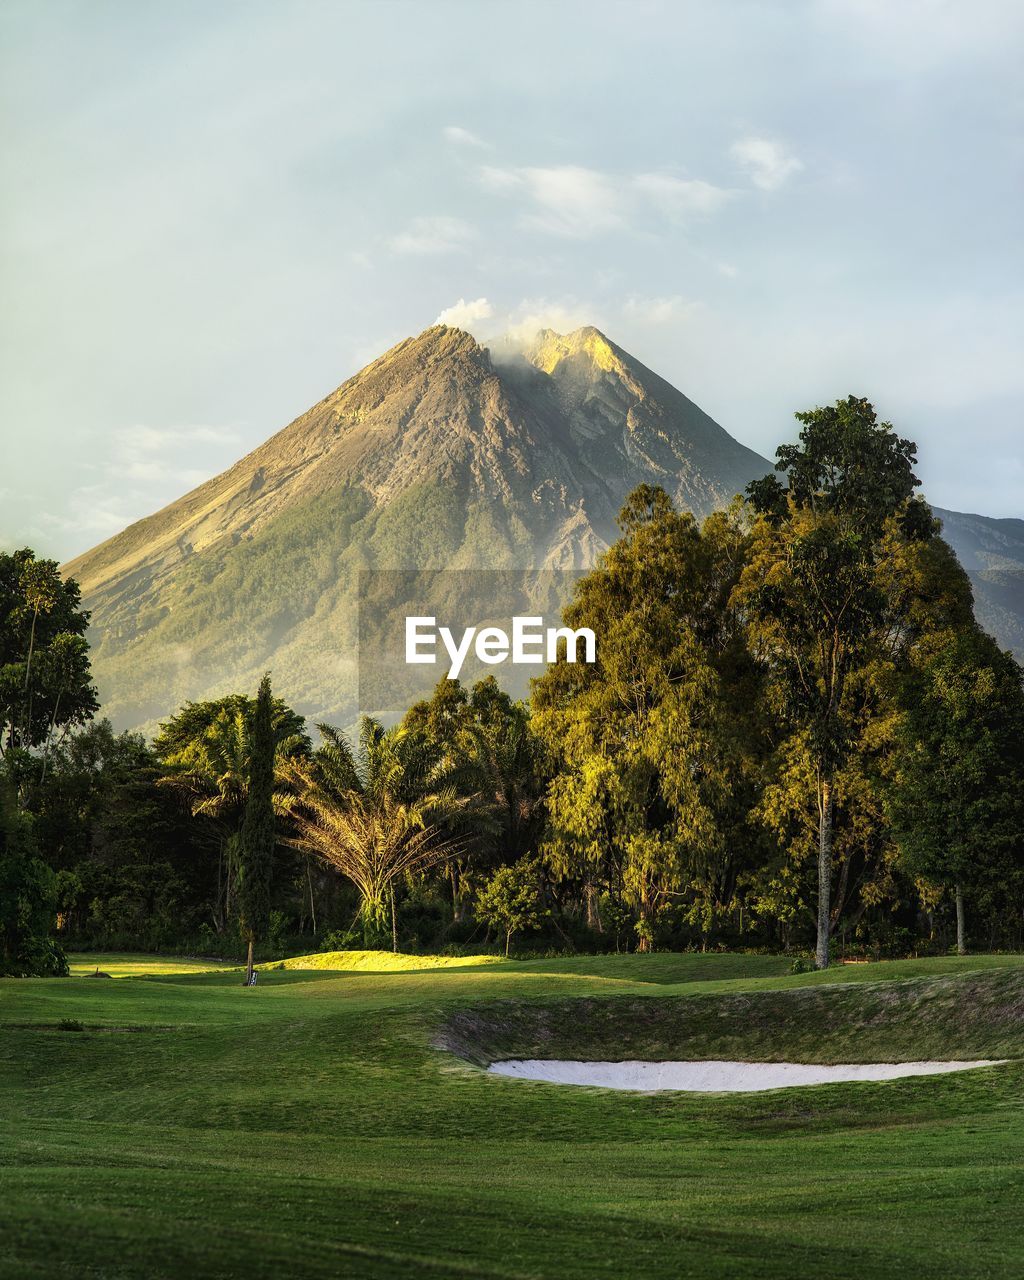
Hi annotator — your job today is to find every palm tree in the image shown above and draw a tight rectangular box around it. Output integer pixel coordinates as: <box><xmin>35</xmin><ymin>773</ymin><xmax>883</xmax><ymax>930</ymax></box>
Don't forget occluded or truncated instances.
<box><xmin>18</xmin><ymin>558</ymin><xmax>59</xmax><ymax>749</ymax></box>
<box><xmin>282</xmin><ymin>718</ymin><xmax>468</xmax><ymax>951</ymax></box>
<box><xmin>158</xmin><ymin>704</ymin><xmax>306</xmax><ymax>931</ymax></box>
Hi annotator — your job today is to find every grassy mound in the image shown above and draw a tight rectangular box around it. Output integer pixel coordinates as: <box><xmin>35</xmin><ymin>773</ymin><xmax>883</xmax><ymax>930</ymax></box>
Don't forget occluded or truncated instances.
<box><xmin>263</xmin><ymin>949</ymin><xmax>506</xmax><ymax>972</ymax></box>
<box><xmin>439</xmin><ymin>965</ymin><xmax>1024</xmax><ymax>1067</ymax></box>
<box><xmin>68</xmin><ymin>953</ymin><xmax>234</xmax><ymax>978</ymax></box>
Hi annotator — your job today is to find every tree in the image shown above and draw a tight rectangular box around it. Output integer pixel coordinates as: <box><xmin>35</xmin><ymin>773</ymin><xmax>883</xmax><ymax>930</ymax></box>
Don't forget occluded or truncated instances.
<box><xmin>743</xmin><ymin>529</ymin><xmax>977</xmax><ymax>958</ymax></box>
<box><xmin>153</xmin><ymin>694</ymin><xmax>308</xmax><ymax>762</ymax></box>
<box><xmin>476</xmin><ymin>859</ymin><xmax>547</xmax><ymax>955</ymax></box>
<box><xmin>739</xmin><ymin>397</ymin><xmax>935</xmax><ymax>968</ymax></box>
<box><xmin>400</xmin><ymin>676</ymin><xmax>546</xmax><ymax>917</ymax></box>
<box><xmin>155</xmin><ymin>694</ymin><xmax>308</xmax><ymax>930</ymax></box>
<box><xmin>282</xmin><ymin>718</ymin><xmax>466</xmax><ymax>950</ymax></box>
<box><xmin>464</xmin><ymin>678</ymin><xmax>546</xmax><ymax>865</ymax></box>
<box><xmin>28</xmin><ymin>720</ymin><xmax>211</xmax><ymax>948</ymax></box>
<box><xmin>19</xmin><ymin>559</ymin><xmax>59</xmax><ymax>748</ymax></box>
<box><xmin>533</xmin><ymin>487</ymin><xmax>762</xmax><ymax>950</ymax></box>
<box><xmin>0</xmin><ymin>550</ymin><xmax>98</xmax><ymax>770</ymax></box>
<box><xmin>0</xmin><ymin>780</ymin><xmax>67</xmax><ymax>976</ymax></box>
<box><xmin>237</xmin><ymin>675</ymin><xmax>277</xmax><ymax>984</ymax></box>
<box><xmin>887</xmin><ymin>627</ymin><xmax>1024</xmax><ymax>954</ymax></box>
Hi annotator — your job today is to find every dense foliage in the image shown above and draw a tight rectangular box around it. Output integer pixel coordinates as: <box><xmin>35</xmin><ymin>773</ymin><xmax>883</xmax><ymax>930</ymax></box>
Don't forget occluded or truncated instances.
<box><xmin>0</xmin><ymin>548</ymin><xmax>98</xmax><ymax>769</ymax></box>
<box><xmin>7</xmin><ymin>398</ymin><xmax>1024</xmax><ymax>969</ymax></box>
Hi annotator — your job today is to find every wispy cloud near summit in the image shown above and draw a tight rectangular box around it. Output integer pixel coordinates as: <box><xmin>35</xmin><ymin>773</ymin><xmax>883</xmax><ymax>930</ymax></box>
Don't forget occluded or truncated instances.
<box><xmin>436</xmin><ymin>297</ymin><xmax>493</xmax><ymax>328</ymax></box>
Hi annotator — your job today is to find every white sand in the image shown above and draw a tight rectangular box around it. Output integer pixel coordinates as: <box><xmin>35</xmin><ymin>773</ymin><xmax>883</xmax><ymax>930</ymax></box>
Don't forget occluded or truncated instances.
<box><xmin>487</xmin><ymin>1058</ymin><xmax>1005</xmax><ymax>1092</ymax></box>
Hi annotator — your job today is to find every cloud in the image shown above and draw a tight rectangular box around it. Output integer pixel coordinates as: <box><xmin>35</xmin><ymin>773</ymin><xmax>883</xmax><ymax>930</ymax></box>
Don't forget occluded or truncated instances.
<box><xmin>730</xmin><ymin>136</ymin><xmax>804</xmax><ymax>191</ymax></box>
<box><xmin>436</xmin><ymin>297</ymin><xmax>494</xmax><ymax>329</ymax></box>
<box><xmin>111</xmin><ymin>425</ymin><xmax>243</xmax><ymax>482</ymax></box>
<box><xmin>472</xmin><ymin>291</ymin><xmax>715</xmax><ymax>352</ymax></box>
<box><xmin>481</xmin><ymin>165</ymin><xmax>624</xmax><ymax>237</ymax></box>
<box><xmin>389</xmin><ymin>215</ymin><xmax>475</xmax><ymax>254</ymax></box>
<box><xmin>36</xmin><ymin>484</ymin><xmax>149</xmax><ymax>542</ymax></box>
<box><xmin>622</xmin><ymin>295</ymin><xmax>702</xmax><ymax>325</ymax></box>
<box><xmin>632</xmin><ymin>173</ymin><xmax>733</xmax><ymax>217</ymax></box>
<box><xmin>442</xmin><ymin>125</ymin><xmax>488</xmax><ymax>148</ymax></box>
<box><xmin>481</xmin><ymin>164</ymin><xmax>732</xmax><ymax>238</ymax></box>
<box><xmin>43</xmin><ymin>424</ymin><xmax>247</xmax><ymax>552</ymax></box>
<box><xmin>495</xmin><ymin>297</ymin><xmax>606</xmax><ymax>345</ymax></box>
<box><xmin>815</xmin><ymin>0</ymin><xmax>1024</xmax><ymax>69</ymax></box>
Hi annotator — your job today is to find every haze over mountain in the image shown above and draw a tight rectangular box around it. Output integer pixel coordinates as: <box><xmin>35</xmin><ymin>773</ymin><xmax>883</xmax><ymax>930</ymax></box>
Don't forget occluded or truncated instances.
<box><xmin>62</xmin><ymin>325</ymin><xmax>1024</xmax><ymax>731</ymax></box>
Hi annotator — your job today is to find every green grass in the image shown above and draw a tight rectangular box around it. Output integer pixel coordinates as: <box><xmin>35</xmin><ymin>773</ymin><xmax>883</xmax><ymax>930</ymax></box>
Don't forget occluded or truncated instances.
<box><xmin>3</xmin><ymin>951</ymin><xmax>1024</xmax><ymax>1279</ymax></box>
<box><xmin>67</xmin><ymin>952</ymin><xmax>236</xmax><ymax>978</ymax></box>
<box><xmin>265</xmin><ymin>949</ymin><xmax>508</xmax><ymax>973</ymax></box>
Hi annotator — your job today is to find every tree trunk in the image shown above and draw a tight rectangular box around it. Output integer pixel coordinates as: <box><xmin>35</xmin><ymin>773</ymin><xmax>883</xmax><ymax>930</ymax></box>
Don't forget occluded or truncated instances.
<box><xmin>38</xmin><ymin>689</ymin><xmax>63</xmax><ymax>785</ymax></box>
<box><xmin>585</xmin><ymin>881</ymin><xmax>601</xmax><ymax>931</ymax></box>
<box><xmin>306</xmin><ymin>863</ymin><xmax>317</xmax><ymax>935</ymax></box>
<box><xmin>245</xmin><ymin>937</ymin><xmax>255</xmax><ymax>986</ymax></box>
<box><xmin>505</xmin><ymin>928</ymin><xmax>511</xmax><ymax>957</ymax></box>
<box><xmin>225</xmin><ymin>840</ymin><xmax>235</xmax><ymax>924</ymax></box>
<box><xmin>22</xmin><ymin>605</ymin><xmax>39</xmax><ymax>746</ymax></box>
<box><xmin>451</xmin><ymin>865</ymin><xmax>466</xmax><ymax>922</ymax></box>
<box><xmin>816</xmin><ymin>777</ymin><xmax>834</xmax><ymax>970</ymax></box>
<box><xmin>391</xmin><ymin>889</ymin><xmax>398</xmax><ymax>954</ymax></box>
<box><xmin>214</xmin><ymin>839</ymin><xmax>225</xmax><ymax>934</ymax></box>
<box><xmin>955</xmin><ymin>884</ymin><xmax>966</xmax><ymax>956</ymax></box>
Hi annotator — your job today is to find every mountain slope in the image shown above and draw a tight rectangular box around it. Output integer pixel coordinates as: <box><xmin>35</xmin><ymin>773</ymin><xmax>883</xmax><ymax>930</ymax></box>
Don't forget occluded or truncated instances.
<box><xmin>61</xmin><ymin>324</ymin><xmax>1023</xmax><ymax>731</ymax></box>
<box><xmin>932</xmin><ymin>508</ymin><xmax>1024</xmax><ymax>655</ymax></box>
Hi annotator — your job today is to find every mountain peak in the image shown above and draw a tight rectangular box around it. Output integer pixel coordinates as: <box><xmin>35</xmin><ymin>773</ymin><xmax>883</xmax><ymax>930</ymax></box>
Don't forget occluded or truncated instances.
<box><xmin>391</xmin><ymin>323</ymin><xmax>490</xmax><ymax>370</ymax></box>
<box><xmin>524</xmin><ymin>325</ymin><xmax>622</xmax><ymax>377</ymax></box>
<box><xmin>416</xmin><ymin>323</ymin><xmax>483</xmax><ymax>352</ymax></box>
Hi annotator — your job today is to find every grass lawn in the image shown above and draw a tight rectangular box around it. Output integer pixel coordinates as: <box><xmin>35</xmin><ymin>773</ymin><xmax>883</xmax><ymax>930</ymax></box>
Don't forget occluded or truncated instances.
<box><xmin>2</xmin><ymin>951</ymin><xmax>1024</xmax><ymax>1279</ymax></box>
<box><xmin>66</xmin><ymin>953</ymin><xmax>237</xmax><ymax>979</ymax></box>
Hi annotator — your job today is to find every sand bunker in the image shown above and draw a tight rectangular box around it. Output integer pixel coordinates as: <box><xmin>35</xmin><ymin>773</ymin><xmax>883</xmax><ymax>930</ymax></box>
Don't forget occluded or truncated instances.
<box><xmin>487</xmin><ymin>1058</ymin><xmax>1005</xmax><ymax>1092</ymax></box>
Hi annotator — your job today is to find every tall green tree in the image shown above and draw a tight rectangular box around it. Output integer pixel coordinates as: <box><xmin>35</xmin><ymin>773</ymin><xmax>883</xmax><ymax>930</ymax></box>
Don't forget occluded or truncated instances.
<box><xmin>0</xmin><ymin>780</ymin><xmax>67</xmax><ymax>976</ymax></box>
<box><xmin>887</xmin><ymin>627</ymin><xmax>1024</xmax><ymax>954</ymax></box>
<box><xmin>534</xmin><ymin>487</ymin><xmax>762</xmax><ymax>950</ymax></box>
<box><xmin>29</xmin><ymin>720</ymin><xmax>212</xmax><ymax>946</ymax></box>
<box><xmin>740</xmin><ymin>396</ymin><xmax>945</xmax><ymax>968</ymax></box>
<box><xmin>0</xmin><ymin>550</ymin><xmax>98</xmax><ymax>770</ymax></box>
<box><xmin>746</xmin><ymin>529</ymin><xmax>977</xmax><ymax>955</ymax></box>
<box><xmin>155</xmin><ymin>694</ymin><xmax>308</xmax><ymax>930</ymax></box>
<box><xmin>237</xmin><ymin>675</ymin><xmax>277</xmax><ymax>984</ymax></box>
<box><xmin>400</xmin><ymin>676</ymin><xmax>546</xmax><ymax>916</ymax></box>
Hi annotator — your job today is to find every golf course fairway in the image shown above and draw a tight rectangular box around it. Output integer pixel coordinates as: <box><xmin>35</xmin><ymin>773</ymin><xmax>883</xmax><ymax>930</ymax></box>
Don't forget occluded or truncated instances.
<box><xmin>3</xmin><ymin>951</ymin><xmax>1024</xmax><ymax>1279</ymax></box>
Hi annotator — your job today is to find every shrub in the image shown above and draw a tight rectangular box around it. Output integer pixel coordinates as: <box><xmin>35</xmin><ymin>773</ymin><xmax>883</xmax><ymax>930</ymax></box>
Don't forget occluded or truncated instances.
<box><xmin>476</xmin><ymin>860</ymin><xmax>548</xmax><ymax>956</ymax></box>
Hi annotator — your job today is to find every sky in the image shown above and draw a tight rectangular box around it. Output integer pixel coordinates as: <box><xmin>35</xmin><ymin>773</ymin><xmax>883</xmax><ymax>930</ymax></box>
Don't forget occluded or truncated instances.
<box><xmin>1</xmin><ymin>0</ymin><xmax>1022</xmax><ymax>562</ymax></box>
